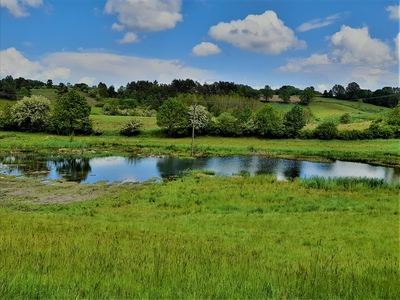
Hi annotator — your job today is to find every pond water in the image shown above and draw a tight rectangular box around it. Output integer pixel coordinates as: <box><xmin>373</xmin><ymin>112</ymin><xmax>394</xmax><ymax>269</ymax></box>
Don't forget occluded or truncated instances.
<box><xmin>1</xmin><ymin>155</ymin><xmax>399</xmax><ymax>184</ymax></box>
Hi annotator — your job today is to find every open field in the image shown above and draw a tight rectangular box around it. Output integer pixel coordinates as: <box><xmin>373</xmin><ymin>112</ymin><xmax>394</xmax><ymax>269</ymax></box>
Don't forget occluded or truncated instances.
<box><xmin>0</xmin><ymin>174</ymin><xmax>398</xmax><ymax>299</ymax></box>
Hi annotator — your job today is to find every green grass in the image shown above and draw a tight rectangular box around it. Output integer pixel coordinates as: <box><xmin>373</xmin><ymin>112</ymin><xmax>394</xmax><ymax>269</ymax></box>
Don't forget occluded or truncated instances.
<box><xmin>0</xmin><ymin>174</ymin><xmax>398</xmax><ymax>299</ymax></box>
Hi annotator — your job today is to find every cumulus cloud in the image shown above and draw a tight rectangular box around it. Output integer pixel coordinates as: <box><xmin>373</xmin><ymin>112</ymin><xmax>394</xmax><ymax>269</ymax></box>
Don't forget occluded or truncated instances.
<box><xmin>279</xmin><ymin>54</ymin><xmax>330</xmax><ymax>72</ymax></box>
<box><xmin>118</xmin><ymin>32</ymin><xmax>140</xmax><ymax>44</ymax></box>
<box><xmin>209</xmin><ymin>10</ymin><xmax>306</xmax><ymax>55</ymax></box>
<box><xmin>330</xmin><ymin>26</ymin><xmax>393</xmax><ymax>66</ymax></box>
<box><xmin>0</xmin><ymin>0</ymin><xmax>42</xmax><ymax>17</ymax></box>
<box><xmin>395</xmin><ymin>33</ymin><xmax>400</xmax><ymax>60</ymax></box>
<box><xmin>192</xmin><ymin>42</ymin><xmax>221</xmax><ymax>56</ymax></box>
<box><xmin>386</xmin><ymin>5</ymin><xmax>399</xmax><ymax>20</ymax></box>
<box><xmin>104</xmin><ymin>0</ymin><xmax>182</xmax><ymax>32</ymax></box>
<box><xmin>111</xmin><ymin>23</ymin><xmax>125</xmax><ymax>32</ymax></box>
<box><xmin>296</xmin><ymin>13</ymin><xmax>346</xmax><ymax>32</ymax></box>
<box><xmin>0</xmin><ymin>47</ymin><xmax>217</xmax><ymax>86</ymax></box>
<box><xmin>0</xmin><ymin>47</ymin><xmax>70</xmax><ymax>80</ymax></box>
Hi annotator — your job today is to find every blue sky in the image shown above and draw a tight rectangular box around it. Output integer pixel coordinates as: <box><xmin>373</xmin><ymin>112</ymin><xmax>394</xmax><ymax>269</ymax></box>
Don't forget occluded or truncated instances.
<box><xmin>1</xmin><ymin>0</ymin><xmax>399</xmax><ymax>91</ymax></box>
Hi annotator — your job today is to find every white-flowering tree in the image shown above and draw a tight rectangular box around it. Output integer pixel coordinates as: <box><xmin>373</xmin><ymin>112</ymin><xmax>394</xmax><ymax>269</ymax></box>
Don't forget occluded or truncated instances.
<box><xmin>10</xmin><ymin>95</ymin><xmax>51</xmax><ymax>132</ymax></box>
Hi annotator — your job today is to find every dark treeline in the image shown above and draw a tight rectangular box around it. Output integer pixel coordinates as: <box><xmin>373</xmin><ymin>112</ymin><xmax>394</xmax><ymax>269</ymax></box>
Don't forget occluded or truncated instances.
<box><xmin>1</xmin><ymin>75</ymin><xmax>399</xmax><ymax>108</ymax></box>
<box><xmin>323</xmin><ymin>82</ymin><xmax>400</xmax><ymax>108</ymax></box>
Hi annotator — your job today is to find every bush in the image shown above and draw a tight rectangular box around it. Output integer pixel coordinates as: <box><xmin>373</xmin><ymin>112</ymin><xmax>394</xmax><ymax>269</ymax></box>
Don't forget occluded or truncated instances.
<box><xmin>365</xmin><ymin>123</ymin><xmax>395</xmax><ymax>139</ymax></box>
<box><xmin>339</xmin><ymin>113</ymin><xmax>351</xmax><ymax>124</ymax></box>
<box><xmin>120</xmin><ymin>119</ymin><xmax>143</xmax><ymax>136</ymax></box>
<box><xmin>314</xmin><ymin>121</ymin><xmax>338</xmax><ymax>140</ymax></box>
<box><xmin>338</xmin><ymin>130</ymin><xmax>364</xmax><ymax>140</ymax></box>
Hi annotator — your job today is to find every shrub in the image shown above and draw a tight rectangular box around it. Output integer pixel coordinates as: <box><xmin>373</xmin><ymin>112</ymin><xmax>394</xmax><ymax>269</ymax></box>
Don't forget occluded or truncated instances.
<box><xmin>314</xmin><ymin>121</ymin><xmax>338</xmax><ymax>140</ymax></box>
<box><xmin>365</xmin><ymin>123</ymin><xmax>395</xmax><ymax>139</ymax></box>
<box><xmin>120</xmin><ymin>119</ymin><xmax>143</xmax><ymax>136</ymax></box>
<box><xmin>339</xmin><ymin>113</ymin><xmax>351</xmax><ymax>124</ymax></box>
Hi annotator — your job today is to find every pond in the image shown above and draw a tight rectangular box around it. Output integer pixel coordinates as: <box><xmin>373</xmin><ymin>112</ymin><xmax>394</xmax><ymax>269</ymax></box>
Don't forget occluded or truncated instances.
<box><xmin>1</xmin><ymin>155</ymin><xmax>399</xmax><ymax>184</ymax></box>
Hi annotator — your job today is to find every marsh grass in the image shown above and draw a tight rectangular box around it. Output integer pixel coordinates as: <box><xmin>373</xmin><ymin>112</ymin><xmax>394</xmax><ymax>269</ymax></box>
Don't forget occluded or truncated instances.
<box><xmin>0</xmin><ymin>175</ymin><xmax>398</xmax><ymax>299</ymax></box>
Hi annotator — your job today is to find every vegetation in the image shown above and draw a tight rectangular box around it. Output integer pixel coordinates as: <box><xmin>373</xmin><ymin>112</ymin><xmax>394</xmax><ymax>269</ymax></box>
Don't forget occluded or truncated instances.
<box><xmin>0</xmin><ymin>174</ymin><xmax>398</xmax><ymax>299</ymax></box>
<box><xmin>119</xmin><ymin>118</ymin><xmax>143</xmax><ymax>136</ymax></box>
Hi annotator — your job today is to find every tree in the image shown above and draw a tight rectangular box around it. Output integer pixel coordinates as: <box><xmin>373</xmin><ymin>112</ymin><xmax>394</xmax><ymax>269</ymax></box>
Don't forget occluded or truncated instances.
<box><xmin>46</xmin><ymin>79</ymin><xmax>53</xmax><ymax>88</ymax></box>
<box><xmin>9</xmin><ymin>95</ymin><xmax>51</xmax><ymax>132</ymax></box>
<box><xmin>56</xmin><ymin>83</ymin><xmax>68</xmax><ymax>97</ymax></box>
<box><xmin>254</xmin><ymin>104</ymin><xmax>283</xmax><ymax>137</ymax></box>
<box><xmin>261</xmin><ymin>85</ymin><xmax>274</xmax><ymax>102</ymax></box>
<box><xmin>299</xmin><ymin>87</ymin><xmax>316</xmax><ymax>105</ymax></box>
<box><xmin>51</xmin><ymin>90</ymin><xmax>92</xmax><ymax>135</ymax></box>
<box><xmin>98</xmin><ymin>82</ymin><xmax>108</xmax><ymax>98</ymax></box>
<box><xmin>157</xmin><ymin>98</ymin><xmax>189</xmax><ymax>136</ymax></box>
<box><xmin>332</xmin><ymin>84</ymin><xmax>346</xmax><ymax>99</ymax></box>
<box><xmin>346</xmin><ymin>82</ymin><xmax>361</xmax><ymax>100</ymax></box>
<box><xmin>188</xmin><ymin>104</ymin><xmax>210</xmax><ymax>135</ymax></box>
<box><xmin>0</xmin><ymin>75</ymin><xmax>17</xmax><ymax>100</ymax></box>
<box><xmin>283</xmin><ymin>105</ymin><xmax>307</xmax><ymax>137</ymax></box>
<box><xmin>278</xmin><ymin>89</ymin><xmax>291</xmax><ymax>103</ymax></box>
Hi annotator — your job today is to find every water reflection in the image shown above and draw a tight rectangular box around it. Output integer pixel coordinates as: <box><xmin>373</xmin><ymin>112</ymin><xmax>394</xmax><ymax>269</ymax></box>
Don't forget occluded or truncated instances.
<box><xmin>0</xmin><ymin>155</ymin><xmax>399</xmax><ymax>184</ymax></box>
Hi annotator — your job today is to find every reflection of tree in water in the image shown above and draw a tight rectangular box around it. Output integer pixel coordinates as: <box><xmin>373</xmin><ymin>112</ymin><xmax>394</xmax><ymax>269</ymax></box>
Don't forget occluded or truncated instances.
<box><xmin>0</xmin><ymin>155</ymin><xmax>51</xmax><ymax>178</ymax></box>
<box><xmin>282</xmin><ymin>160</ymin><xmax>302</xmax><ymax>180</ymax></box>
<box><xmin>53</xmin><ymin>157</ymin><xmax>91</xmax><ymax>182</ymax></box>
<box><xmin>254</xmin><ymin>158</ymin><xmax>278</xmax><ymax>176</ymax></box>
<box><xmin>156</xmin><ymin>157</ymin><xmax>202</xmax><ymax>178</ymax></box>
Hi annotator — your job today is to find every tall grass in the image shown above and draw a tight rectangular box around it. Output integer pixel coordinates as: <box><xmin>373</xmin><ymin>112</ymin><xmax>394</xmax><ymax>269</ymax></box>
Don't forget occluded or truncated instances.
<box><xmin>0</xmin><ymin>174</ymin><xmax>398</xmax><ymax>299</ymax></box>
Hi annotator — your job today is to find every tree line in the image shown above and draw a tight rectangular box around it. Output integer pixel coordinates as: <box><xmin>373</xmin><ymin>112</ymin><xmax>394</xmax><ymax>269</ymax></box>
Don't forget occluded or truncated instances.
<box><xmin>1</xmin><ymin>75</ymin><xmax>399</xmax><ymax>108</ymax></box>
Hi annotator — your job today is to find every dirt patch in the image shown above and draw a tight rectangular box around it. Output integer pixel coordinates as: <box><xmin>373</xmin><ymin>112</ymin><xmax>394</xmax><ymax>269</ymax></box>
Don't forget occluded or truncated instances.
<box><xmin>0</xmin><ymin>176</ymin><xmax>116</xmax><ymax>204</ymax></box>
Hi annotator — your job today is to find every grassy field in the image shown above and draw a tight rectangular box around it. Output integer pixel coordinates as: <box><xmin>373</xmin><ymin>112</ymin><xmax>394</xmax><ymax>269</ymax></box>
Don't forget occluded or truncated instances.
<box><xmin>0</xmin><ymin>92</ymin><xmax>399</xmax><ymax>299</ymax></box>
<box><xmin>0</xmin><ymin>174</ymin><xmax>398</xmax><ymax>299</ymax></box>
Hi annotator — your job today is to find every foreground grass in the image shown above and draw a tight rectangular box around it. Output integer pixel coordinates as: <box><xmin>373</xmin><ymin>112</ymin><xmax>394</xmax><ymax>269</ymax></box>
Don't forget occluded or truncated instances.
<box><xmin>0</xmin><ymin>174</ymin><xmax>398</xmax><ymax>299</ymax></box>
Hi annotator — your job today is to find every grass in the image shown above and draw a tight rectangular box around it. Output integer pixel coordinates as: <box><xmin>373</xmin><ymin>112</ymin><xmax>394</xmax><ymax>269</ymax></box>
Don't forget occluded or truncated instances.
<box><xmin>0</xmin><ymin>174</ymin><xmax>398</xmax><ymax>299</ymax></box>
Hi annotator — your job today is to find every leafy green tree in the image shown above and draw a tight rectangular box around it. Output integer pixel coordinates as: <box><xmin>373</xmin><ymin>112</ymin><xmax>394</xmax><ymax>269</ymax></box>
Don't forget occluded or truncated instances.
<box><xmin>56</xmin><ymin>83</ymin><xmax>68</xmax><ymax>97</ymax></box>
<box><xmin>98</xmin><ymin>82</ymin><xmax>109</xmax><ymax>98</ymax></box>
<box><xmin>254</xmin><ymin>104</ymin><xmax>283</xmax><ymax>137</ymax></box>
<box><xmin>46</xmin><ymin>79</ymin><xmax>53</xmax><ymax>88</ymax></box>
<box><xmin>261</xmin><ymin>85</ymin><xmax>274</xmax><ymax>102</ymax></box>
<box><xmin>332</xmin><ymin>84</ymin><xmax>346</xmax><ymax>99</ymax></box>
<box><xmin>51</xmin><ymin>90</ymin><xmax>92</xmax><ymax>135</ymax></box>
<box><xmin>283</xmin><ymin>105</ymin><xmax>307</xmax><ymax>137</ymax></box>
<box><xmin>278</xmin><ymin>89</ymin><xmax>290</xmax><ymax>103</ymax></box>
<box><xmin>346</xmin><ymin>82</ymin><xmax>361</xmax><ymax>100</ymax></box>
<box><xmin>157</xmin><ymin>98</ymin><xmax>189</xmax><ymax>136</ymax></box>
<box><xmin>17</xmin><ymin>87</ymin><xmax>31</xmax><ymax>98</ymax></box>
<box><xmin>0</xmin><ymin>75</ymin><xmax>17</xmax><ymax>100</ymax></box>
<box><xmin>9</xmin><ymin>95</ymin><xmax>51</xmax><ymax>132</ymax></box>
<box><xmin>299</xmin><ymin>87</ymin><xmax>316</xmax><ymax>105</ymax></box>
<box><xmin>314</xmin><ymin>121</ymin><xmax>338</xmax><ymax>140</ymax></box>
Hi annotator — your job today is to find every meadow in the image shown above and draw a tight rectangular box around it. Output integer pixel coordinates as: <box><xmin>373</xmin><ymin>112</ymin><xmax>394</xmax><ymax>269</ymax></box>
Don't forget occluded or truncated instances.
<box><xmin>0</xmin><ymin>173</ymin><xmax>398</xmax><ymax>299</ymax></box>
<box><xmin>0</xmin><ymin>91</ymin><xmax>399</xmax><ymax>299</ymax></box>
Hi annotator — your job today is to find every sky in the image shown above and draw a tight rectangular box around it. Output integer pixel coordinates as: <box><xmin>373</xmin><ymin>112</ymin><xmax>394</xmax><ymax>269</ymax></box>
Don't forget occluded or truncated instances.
<box><xmin>0</xmin><ymin>0</ymin><xmax>399</xmax><ymax>92</ymax></box>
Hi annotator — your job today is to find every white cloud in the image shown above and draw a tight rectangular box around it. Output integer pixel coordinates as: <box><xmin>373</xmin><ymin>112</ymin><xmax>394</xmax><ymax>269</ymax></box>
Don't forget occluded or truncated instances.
<box><xmin>395</xmin><ymin>33</ymin><xmax>400</xmax><ymax>60</ymax></box>
<box><xmin>118</xmin><ymin>32</ymin><xmax>140</xmax><ymax>44</ymax></box>
<box><xmin>386</xmin><ymin>5</ymin><xmax>399</xmax><ymax>20</ymax></box>
<box><xmin>296</xmin><ymin>13</ymin><xmax>343</xmax><ymax>32</ymax></box>
<box><xmin>330</xmin><ymin>26</ymin><xmax>393</xmax><ymax>66</ymax></box>
<box><xmin>111</xmin><ymin>23</ymin><xmax>125</xmax><ymax>32</ymax></box>
<box><xmin>192</xmin><ymin>42</ymin><xmax>221</xmax><ymax>56</ymax></box>
<box><xmin>317</xmin><ymin>84</ymin><xmax>328</xmax><ymax>92</ymax></box>
<box><xmin>0</xmin><ymin>47</ymin><xmax>70</xmax><ymax>80</ymax></box>
<box><xmin>279</xmin><ymin>54</ymin><xmax>330</xmax><ymax>72</ymax></box>
<box><xmin>0</xmin><ymin>0</ymin><xmax>42</xmax><ymax>17</ymax></box>
<box><xmin>104</xmin><ymin>0</ymin><xmax>182</xmax><ymax>32</ymax></box>
<box><xmin>1</xmin><ymin>47</ymin><xmax>217</xmax><ymax>86</ymax></box>
<box><xmin>209</xmin><ymin>10</ymin><xmax>306</xmax><ymax>55</ymax></box>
